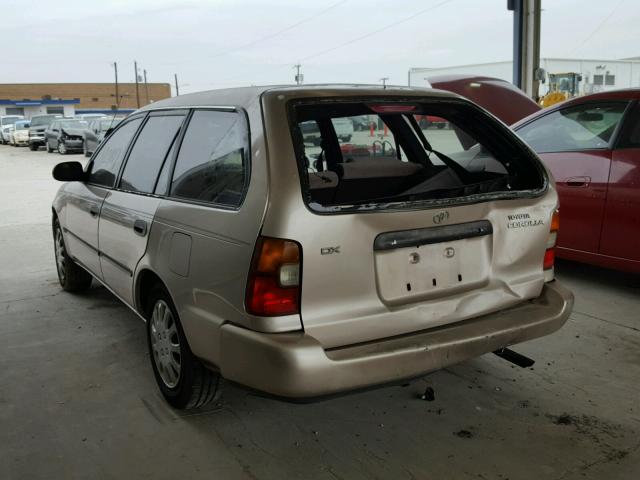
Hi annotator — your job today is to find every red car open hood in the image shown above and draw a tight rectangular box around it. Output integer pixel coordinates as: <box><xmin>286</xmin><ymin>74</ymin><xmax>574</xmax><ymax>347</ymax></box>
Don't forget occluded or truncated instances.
<box><xmin>427</xmin><ymin>74</ymin><xmax>541</xmax><ymax>126</ymax></box>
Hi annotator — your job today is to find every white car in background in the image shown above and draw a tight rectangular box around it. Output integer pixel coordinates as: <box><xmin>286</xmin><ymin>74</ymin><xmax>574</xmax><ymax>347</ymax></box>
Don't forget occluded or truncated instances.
<box><xmin>1</xmin><ymin>115</ymin><xmax>24</xmax><ymax>144</ymax></box>
<box><xmin>9</xmin><ymin>120</ymin><xmax>31</xmax><ymax>146</ymax></box>
<box><xmin>1</xmin><ymin>125</ymin><xmax>14</xmax><ymax>144</ymax></box>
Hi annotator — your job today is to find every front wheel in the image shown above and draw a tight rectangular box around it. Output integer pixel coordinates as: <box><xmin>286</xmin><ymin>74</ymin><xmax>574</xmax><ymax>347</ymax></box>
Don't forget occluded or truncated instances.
<box><xmin>29</xmin><ymin>143</ymin><xmax>38</xmax><ymax>151</ymax></box>
<box><xmin>146</xmin><ymin>286</ymin><xmax>221</xmax><ymax>409</ymax></box>
<box><xmin>58</xmin><ymin>141</ymin><xmax>67</xmax><ymax>155</ymax></box>
<box><xmin>46</xmin><ymin>141</ymin><xmax>53</xmax><ymax>153</ymax></box>
<box><xmin>53</xmin><ymin>220</ymin><xmax>93</xmax><ymax>292</ymax></box>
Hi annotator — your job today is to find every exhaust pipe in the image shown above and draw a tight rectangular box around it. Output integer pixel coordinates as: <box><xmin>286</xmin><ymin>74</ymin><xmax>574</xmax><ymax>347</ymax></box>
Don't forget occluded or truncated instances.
<box><xmin>493</xmin><ymin>348</ymin><xmax>535</xmax><ymax>368</ymax></box>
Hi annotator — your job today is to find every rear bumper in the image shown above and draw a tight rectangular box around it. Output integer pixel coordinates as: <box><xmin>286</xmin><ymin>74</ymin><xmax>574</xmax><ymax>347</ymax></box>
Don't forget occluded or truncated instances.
<box><xmin>219</xmin><ymin>281</ymin><xmax>574</xmax><ymax>398</ymax></box>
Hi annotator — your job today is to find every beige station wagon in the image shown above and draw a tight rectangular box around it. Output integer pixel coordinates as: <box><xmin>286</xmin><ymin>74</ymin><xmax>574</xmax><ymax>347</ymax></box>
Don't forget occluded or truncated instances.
<box><xmin>51</xmin><ymin>85</ymin><xmax>574</xmax><ymax>409</ymax></box>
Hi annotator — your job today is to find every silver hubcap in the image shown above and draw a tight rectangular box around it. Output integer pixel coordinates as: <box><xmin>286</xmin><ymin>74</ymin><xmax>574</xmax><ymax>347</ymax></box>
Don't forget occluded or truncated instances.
<box><xmin>59</xmin><ymin>142</ymin><xmax>66</xmax><ymax>154</ymax></box>
<box><xmin>54</xmin><ymin>228</ymin><xmax>66</xmax><ymax>283</ymax></box>
<box><xmin>150</xmin><ymin>300</ymin><xmax>181</xmax><ymax>388</ymax></box>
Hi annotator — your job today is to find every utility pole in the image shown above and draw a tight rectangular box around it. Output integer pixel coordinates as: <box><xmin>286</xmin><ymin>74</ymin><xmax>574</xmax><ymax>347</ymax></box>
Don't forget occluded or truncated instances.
<box><xmin>174</xmin><ymin>74</ymin><xmax>180</xmax><ymax>96</ymax></box>
<box><xmin>508</xmin><ymin>0</ymin><xmax>541</xmax><ymax>99</ymax></box>
<box><xmin>143</xmin><ymin>69</ymin><xmax>149</xmax><ymax>105</ymax></box>
<box><xmin>113</xmin><ymin>62</ymin><xmax>119</xmax><ymax>108</ymax></box>
<box><xmin>134</xmin><ymin>61</ymin><xmax>141</xmax><ymax>108</ymax></box>
<box><xmin>380</xmin><ymin>77</ymin><xmax>389</xmax><ymax>88</ymax></box>
<box><xmin>294</xmin><ymin>64</ymin><xmax>303</xmax><ymax>85</ymax></box>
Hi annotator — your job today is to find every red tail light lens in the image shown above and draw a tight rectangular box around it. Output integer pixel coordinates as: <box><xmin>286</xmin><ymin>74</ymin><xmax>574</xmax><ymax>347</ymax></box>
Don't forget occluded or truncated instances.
<box><xmin>246</xmin><ymin>237</ymin><xmax>301</xmax><ymax>316</ymax></box>
<box><xmin>543</xmin><ymin>248</ymin><xmax>556</xmax><ymax>270</ymax></box>
<box><xmin>544</xmin><ymin>210</ymin><xmax>559</xmax><ymax>280</ymax></box>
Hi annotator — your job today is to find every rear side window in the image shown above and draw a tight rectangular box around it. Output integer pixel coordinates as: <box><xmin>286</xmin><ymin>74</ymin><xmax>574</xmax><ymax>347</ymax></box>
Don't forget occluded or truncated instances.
<box><xmin>517</xmin><ymin>102</ymin><xmax>627</xmax><ymax>153</ymax></box>
<box><xmin>88</xmin><ymin>117</ymin><xmax>143</xmax><ymax>188</ymax></box>
<box><xmin>290</xmin><ymin>99</ymin><xmax>544</xmax><ymax>213</ymax></box>
<box><xmin>119</xmin><ymin>114</ymin><xmax>185</xmax><ymax>194</ymax></box>
<box><xmin>170</xmin><ymin>110</ymin><xmax>248</xmax><ymax>207</ymax></box>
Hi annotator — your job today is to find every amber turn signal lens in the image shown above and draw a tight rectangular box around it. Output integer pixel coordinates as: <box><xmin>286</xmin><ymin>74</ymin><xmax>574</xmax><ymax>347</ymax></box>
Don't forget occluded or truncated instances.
<box><xmin>550</xmin><ymin>210</ymin><xmax>560</xmax><ymax>232</ymax></box>
<box><xmin>246</xmin><ymin>237</ymin><xmax>302</xmax><ymax>316</ymax></box>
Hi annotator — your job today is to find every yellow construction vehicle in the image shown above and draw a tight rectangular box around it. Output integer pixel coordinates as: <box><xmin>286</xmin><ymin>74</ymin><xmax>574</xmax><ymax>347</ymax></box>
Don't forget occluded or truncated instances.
<box><xmin>539</xmin><ymin>72</ymin><xmax>582</xmax><ymax>108</ymax></box>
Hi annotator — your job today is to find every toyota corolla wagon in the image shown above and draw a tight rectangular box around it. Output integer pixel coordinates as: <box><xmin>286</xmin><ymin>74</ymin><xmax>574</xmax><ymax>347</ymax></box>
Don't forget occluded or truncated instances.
<box><xmin>51</xmin><ymin>85</ymin><xmax>573</xmax><ymax>409</ymax></box>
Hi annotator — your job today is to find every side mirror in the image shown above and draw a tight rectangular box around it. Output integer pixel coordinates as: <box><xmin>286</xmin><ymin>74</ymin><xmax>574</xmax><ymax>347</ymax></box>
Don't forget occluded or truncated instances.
<box><xmin>53</xmin><ymin>161</ymin><xmax>86</xmax><ymax>182</ymax></box>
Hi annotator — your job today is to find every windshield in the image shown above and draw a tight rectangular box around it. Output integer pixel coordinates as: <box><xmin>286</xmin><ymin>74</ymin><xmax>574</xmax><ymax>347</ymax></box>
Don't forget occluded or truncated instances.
<box><xmin>2</xmin><ymin>116</ymin><xmax>22</xmax><ymax>126</ymax></box>
<box><xmin>15</xmin><ymin>122</ymin><xmax>30</xmax><ymax>130</ymax></box>
<box><xmin>290</xmin><ymin>99</ymin><xmax>544</xmax><ymax>212</ymax></box>
<box><xmin>60</xmin><ymin>120</ymin><xmax>88</xmax><ymax>129</ymax></box>
<box><xmin>31</xmin><ymin>116</ymin><xmax>58</xmax><ymax>127</ymax></box>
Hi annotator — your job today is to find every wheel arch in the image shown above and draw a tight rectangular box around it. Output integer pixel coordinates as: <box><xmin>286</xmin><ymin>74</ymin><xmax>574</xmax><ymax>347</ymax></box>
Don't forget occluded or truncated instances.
<box><xmin>135</xmin><ymin>267</ymin><xmax>172</xmax><ymax>318</ymax></box>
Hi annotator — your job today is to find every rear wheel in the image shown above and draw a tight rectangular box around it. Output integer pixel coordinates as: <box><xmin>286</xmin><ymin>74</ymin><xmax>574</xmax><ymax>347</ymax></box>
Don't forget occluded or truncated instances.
<box><xmin>146</xmin><ymin>286</ymin><xmax>221</xmax><ymax>409</ymax></box>
<box><xmin>53</xmin><ymin>220</ymin><xmax>93</xmax><ymax>292</ymax></box>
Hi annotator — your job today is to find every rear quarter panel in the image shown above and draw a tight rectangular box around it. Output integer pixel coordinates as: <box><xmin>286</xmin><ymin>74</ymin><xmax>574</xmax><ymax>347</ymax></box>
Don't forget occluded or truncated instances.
<box><xmin>134</xmin><ymin>98</ymin><xmax>274</xmax><ymax>367</ymax></box>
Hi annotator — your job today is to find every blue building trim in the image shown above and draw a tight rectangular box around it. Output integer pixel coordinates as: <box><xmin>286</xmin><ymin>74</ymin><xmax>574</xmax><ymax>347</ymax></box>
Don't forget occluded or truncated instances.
<box><xmin>0</xmin><ymin>98</ymin><xmax>80</xmax><ymax>106</ymax></box>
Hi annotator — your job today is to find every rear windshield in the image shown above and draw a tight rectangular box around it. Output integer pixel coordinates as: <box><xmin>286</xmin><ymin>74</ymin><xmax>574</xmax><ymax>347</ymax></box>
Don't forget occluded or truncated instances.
<box><xmin>31</xmin><ymin>116</ymin><xmax>57</xmax><ymax>127</ymax></box>
<box><xmin>60</xmin><ymin>120</ymin><xmax>88</xmax><ymax>129</ymax></box>
<box><xmin>289</xmin><ymin>98</ymin><xmax>545</xmax><ymax>213</ymax></box>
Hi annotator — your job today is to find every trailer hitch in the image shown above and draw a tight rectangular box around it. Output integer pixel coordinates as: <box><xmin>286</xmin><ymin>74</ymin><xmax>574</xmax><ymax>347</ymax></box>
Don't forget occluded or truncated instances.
<box><xmin>493</xmin><ymin>348</ymin><xmax>535</xmax><ymax>368</ymax></box>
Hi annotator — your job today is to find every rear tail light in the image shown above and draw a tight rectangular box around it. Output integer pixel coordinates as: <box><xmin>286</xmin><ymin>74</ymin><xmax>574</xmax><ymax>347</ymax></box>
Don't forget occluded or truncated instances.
<box><xmin>544</xmin><ymin>209</ymin><xmax>560</xmax><ymax>281</ymax></box>
<box><xmin>246</xmin><ymin>236</ymin><xmax>301</xmax><ymax>316</ymax></box>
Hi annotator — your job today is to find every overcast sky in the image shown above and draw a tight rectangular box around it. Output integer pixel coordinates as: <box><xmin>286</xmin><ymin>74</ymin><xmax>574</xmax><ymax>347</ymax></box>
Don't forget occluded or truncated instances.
<box><xmin>2</xmin><ymin>0</ymin><xmax>638</xmax><ymax>94</ymax></box>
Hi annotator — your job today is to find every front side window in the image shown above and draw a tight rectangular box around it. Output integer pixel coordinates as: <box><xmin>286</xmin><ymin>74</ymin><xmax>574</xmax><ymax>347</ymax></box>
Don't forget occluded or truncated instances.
<box><xmin>170</xmin><ymin>110</ymin><xmax>248</xmax><ymax>207</ymax></box>
<box><xmin>119</xmin><ymin>114</ymin><xmax>185</xmax><ymax>194</ymax></box>
<box><xmin>290</xmin><ymin>99</ymin><xmax>543</xmax><ymax>212</ymax></box>
<box><xmin>88</xmin><ymin>117</ymin><xmax>143</xmax><ymax>188</ymax></box>
<box><xmin>517</xmin><ymin>102</ymin><xmax>627</xmax><ymax>153</ymax></box>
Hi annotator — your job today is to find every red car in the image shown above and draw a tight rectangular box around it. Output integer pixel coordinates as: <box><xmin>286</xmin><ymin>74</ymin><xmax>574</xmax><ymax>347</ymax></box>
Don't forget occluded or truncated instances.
<box><xmin>512</xmin><ymin>90</ymin><xmax>640</xmax><ymax>273</ymax></box>
<box><xmin>430</xmin><ymin>76</ymin><xmax>640</xmax><ymax>273</ymax></box>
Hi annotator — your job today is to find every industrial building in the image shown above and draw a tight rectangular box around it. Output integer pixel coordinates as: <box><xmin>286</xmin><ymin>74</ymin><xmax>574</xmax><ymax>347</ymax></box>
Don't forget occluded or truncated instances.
<box><xmin>0</xmin><ymin>82</ymin><xmax>171</xmax><ymax>118</ymax></box>
<box><xmin>409</xmin><ymin>57</ymin><xmax>640</xmax><ymax>97</ymax></box>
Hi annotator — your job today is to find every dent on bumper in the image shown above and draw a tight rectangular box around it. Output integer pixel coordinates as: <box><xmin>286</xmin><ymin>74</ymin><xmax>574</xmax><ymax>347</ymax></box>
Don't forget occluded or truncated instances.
<box><xmin>219</xmin><ymin>281</ymin><xmax>574</xmax><ymax>398</ymax></box>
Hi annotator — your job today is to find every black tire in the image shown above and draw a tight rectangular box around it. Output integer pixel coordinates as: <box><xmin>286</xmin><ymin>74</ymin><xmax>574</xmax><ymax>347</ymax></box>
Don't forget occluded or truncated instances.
<box><xmin>146</xmin><ymin>285</ymin><xmax>221</xmax><ymax>409</ymax></box>
<box><xmin>58</xmin><ymin>141</ymin><xmax>67</xmax><ymax>155</ymax></box>
<box><xmin>53</xmin><ymin>220</ymin><xmax>93</xmax><ymax>292</ymax></box>
<box><xmin>46</xmin><ymin>141</ymin><xmax>53</xmax><ymax>153</ymax></box>
<box><xmin>29</xmin><ymin>143</ymin><xmax>38</xmax><ymax>151</ymax></box>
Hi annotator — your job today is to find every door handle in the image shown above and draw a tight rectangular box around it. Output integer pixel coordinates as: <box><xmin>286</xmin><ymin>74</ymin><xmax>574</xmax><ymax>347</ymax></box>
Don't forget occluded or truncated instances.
<box><xmin>565</xmin><ymin>176</ymin><xmax>591</xmax><ymax>187</ymax></box>
<box><xmin>89</xmin><ymin>205</ymin><xmax>99</xmax><ymax>217</ymax></box>
<box><xmin>133</xmin><ymin>219</ymin><xmax>148</xmax><ymax>236</ymax></box>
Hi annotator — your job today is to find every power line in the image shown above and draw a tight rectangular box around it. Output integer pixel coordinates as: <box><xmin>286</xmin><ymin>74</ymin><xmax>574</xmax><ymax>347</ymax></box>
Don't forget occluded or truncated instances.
<box><xmin>200</xmin><ymin>0</ymin><xmax>456</xmax><ymax>87</ymax></box>
<box><xmin>300</xmin><ymin>0</ymin><xmax>455</xmax><ymax>62</ymax></box>
<box><xmin>566</xmin><ymin>0</ymin><xmax>625</xmax><ymax>55</ymax></box>
<box><xmin>158</xmin><ymin>0</ymin><xmax>348</xmax><ymax>66</ymax></box>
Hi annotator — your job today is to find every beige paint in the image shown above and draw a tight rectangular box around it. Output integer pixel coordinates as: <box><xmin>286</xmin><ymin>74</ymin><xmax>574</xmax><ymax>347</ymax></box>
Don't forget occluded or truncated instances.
<box><xmin>53</xmin><ymin>85</ymin><xmax>573</xmax><ymax>398</ymax></box>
